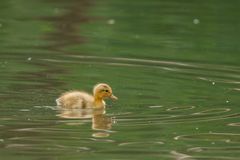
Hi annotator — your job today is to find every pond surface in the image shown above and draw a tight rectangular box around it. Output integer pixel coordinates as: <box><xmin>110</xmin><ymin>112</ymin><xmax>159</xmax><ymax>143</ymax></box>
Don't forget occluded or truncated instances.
<box><xmin>0</xmin><ymin>0</ymin><xmax>240</xmax><ymax>159</ymax></box>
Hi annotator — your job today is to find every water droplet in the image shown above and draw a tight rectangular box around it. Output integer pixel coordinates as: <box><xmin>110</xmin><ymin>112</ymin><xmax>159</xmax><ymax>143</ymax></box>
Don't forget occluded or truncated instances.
<box><xmin>27</xmin><ymin>57</ymin><xmax>32</xmax><ymax>61</ymax></box>
<box><xmin>193</xmin><ymin>18</ymin><xmax>200</xmax><ymax>24</ymax></box>
<box><xmin>174</xmin><ymin>136</ymin><xmax>179</xmax><ymax>140</ymax></box>
<box><xmin>226</xmin><ymin>100</ymin><xmax>229</xmax><ymax>103</ymax></box>
<box><xmin>107</xmin><ymin>19</ymin><xmax>115</xmax><ymax>25</ymax></box>
<box><xmin>212</xmin><ymin>82</ymin><xmax>215</xmax><ymax>85</ymax></box>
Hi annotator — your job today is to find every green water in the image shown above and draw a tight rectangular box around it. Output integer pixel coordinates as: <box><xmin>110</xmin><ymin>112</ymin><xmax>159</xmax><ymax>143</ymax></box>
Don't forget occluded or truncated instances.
<box><xmin>0</xmin><ymin>0</ymin><xmax>240</xmax><ymax>159</ymax></box>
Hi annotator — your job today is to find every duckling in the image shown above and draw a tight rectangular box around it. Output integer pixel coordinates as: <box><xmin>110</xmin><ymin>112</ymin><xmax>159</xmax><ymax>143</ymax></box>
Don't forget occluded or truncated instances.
<box><xmin>56</xmin><ymin>83</ymin><xmax>118</xmax><ymax>109</ymax></box>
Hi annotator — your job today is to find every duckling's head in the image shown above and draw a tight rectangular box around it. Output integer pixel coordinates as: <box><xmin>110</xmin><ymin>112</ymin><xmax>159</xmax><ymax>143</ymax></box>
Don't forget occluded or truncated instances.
<box><xmin>93</xmin><ymin>83</ymin><xmax>118</xmax><ymax>100</ymax></box>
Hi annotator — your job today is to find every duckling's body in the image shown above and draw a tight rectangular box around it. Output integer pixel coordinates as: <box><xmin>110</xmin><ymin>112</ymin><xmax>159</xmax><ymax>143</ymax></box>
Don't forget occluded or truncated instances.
<box><xmin>56</xmin><ymin>83</ymin><xmax>117</xmax><ymax>109</ymax></box>
<box><xmin>56</xmin><ymin>91</ymin><xmax>95</xmax><ymax>109</ymax></box>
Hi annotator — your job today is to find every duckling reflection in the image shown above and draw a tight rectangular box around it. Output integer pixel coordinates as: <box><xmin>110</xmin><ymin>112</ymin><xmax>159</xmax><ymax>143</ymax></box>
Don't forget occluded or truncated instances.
<box><xmin>57</xmin><ymin>108</ymin><xmax>113</xmax><ymax>137</ymax></box>
<box><xmin>91</xmin><ymin>109</ymin><xmax>112</xmax><ymax>131</ymax></box>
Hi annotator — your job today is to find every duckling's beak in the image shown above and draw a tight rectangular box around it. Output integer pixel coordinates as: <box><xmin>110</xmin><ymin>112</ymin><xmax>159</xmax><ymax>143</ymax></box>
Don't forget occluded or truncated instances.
<box><xmin>110</xmin><ymin>94</ymin><xmax>118</xmax><ymax>100</ymax></box>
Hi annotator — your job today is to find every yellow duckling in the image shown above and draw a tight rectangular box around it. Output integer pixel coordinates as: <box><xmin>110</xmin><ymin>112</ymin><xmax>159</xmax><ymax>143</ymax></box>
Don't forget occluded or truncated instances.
<box><xmin>56</xmin><ymin>83</ymin><xmax>118</xmax><ymax>109</ymax></box>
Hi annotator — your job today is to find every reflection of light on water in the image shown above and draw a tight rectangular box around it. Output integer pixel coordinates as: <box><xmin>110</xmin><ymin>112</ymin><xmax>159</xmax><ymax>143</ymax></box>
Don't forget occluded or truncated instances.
<box><xmin>58</xmin><ymin>55</ymin><xmax>193</xmax><ymax>67</ymax></box>
<box><xmin>197</xmin><ymin>77</ymin><xmax>240</xmax><ymax>85</ymax></box>
<box><xmin>118</xmin><ymin>141</ymin><xmax>164</xmax><ymax>146</ymax></box>
<box><xmin>63</xmin><ymin>122</ymin><xmax>85</xmax><ymax>126</ymax></box>
<box><xmin>192</xmin><ymin>108</ymin><xmax>231</xmax><ymax>115</ymax></box>
<box><xmin>174</xmin><ymin>132</ymin><xmax>240</xmax><ymax>144</ymax></box>
<box><xmin>148</xmin><ymin>105</ymin><xmax>163</xmax><ymax>108</ymax></box>
<box><xmin>47</xmin><ymin>54</ymin><xmax>240</xmax><ymax>76</ymax></box>
<box><xmin>89</xmin><ymin>138</ymin><xmax>115</xmax><ymax>143</ymax></box>
<box><xmin>193</xmin><ymin>18</ymin><xmax>200</xmax><ymax>24</ymax></box>
<box><xmin>167</xmin><ymin>106</ymin><xmax>195</xmax><ymax>111</ymax></box>
<box><xmin>188</xmin><ymin>147</ymin><xmax>203</xmax><ymax>152</ymax></box>
<box><xmin>233</xmin><ymin>88</ymin><xmax>240</xmax><ymax>91</ymax></box>
<box><xmin>115</xmin><ymin>105</ymin><xmax>236</xmax><ymax>127</ymax></box>
<box><xmin>5</xmin><ymin>144</ymin><xmax>35</xmax><ymax>149</ymax></box>
<box><xmin>107</xmin><ymin>19</ymin><xmax>115</xmax><ymax>25</ymax></box>
<box><xmin>19</xmin><ymin>109</ymin><xmax>30</xmax><ymax>112</ymax></box>
<box><xmin>34</xmin><ymin>105</ymin><xmax>59</xmax><ymax>110</ymax></box>
<box><xmin>41</xmin><ymin>55</ymin><xmax>240</xmax><ymax>86</ymax></box>
<box><xmin>170</xmin><ymin>150</ymin><xmax>192</xmax><ymax>160</ymax></box>
<box><xmin>92</xmin><ymin>132</ymin><xmax>110</xmax><ymax>138</ymax></box>
<box><xmin>188</xmin><ymin>146</ymin><xmax>240</xmax><ymax>154</ymax></box>
<box><xmin>41</xmin><ymin>55</ymin><xmax>192</xmax><ymax>66</ymax></box>
<box><xmin>228</xmin><ymin>122</ymin><xmax>240</xmax><ymax>127</ymax></box>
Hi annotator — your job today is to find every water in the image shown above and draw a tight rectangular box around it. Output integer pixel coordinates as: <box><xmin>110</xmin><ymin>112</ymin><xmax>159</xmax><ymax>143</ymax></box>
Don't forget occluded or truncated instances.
<box><xmin>0</xmin><ymin>0</ymin><xmax>240</xmax><ymax>159</ymax></box>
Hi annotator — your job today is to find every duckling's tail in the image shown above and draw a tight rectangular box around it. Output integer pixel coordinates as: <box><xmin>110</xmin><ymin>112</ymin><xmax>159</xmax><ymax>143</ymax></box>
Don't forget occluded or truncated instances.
<box><xmin>56</xmin><ymin>98</ymin><xmax>62</xmax><ymax>106</ymax></box>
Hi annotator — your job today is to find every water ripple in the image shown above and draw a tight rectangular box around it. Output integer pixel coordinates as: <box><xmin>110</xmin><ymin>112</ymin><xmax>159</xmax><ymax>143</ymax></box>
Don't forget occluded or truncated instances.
<box><xmin>192</xmin><ymin>108</ymin><xmax>231</xmax><ymax>115</ymax></box>
<box><xmin>166</xmin><ymin>106</ymin><xmax>195</xmax><ymax>111</ymax></box>
<box><xmin>174</xmin><ymin>132</ymin><xmax>240</xmax><ymax>144</ymax></box>
<box><xmin>188</xmin><ymin>146</ymin><xmax>240</xmax><ymax>153</ymax></box>
<box><xmin>186</xmin><ymin>147</ymin><xmax>240</xmax><ymax>160</ymax></box>
<box><xmin>116</xmin><ymin>106</ymin><xmax>235</xmax><ymax>126</ymax></box>
<box><xmin>118</xmin><ymin>141</ymin><xmax>164</xmax><ymax>147</ymax></box>
<box><xmin>41</xmin><ymin>55</ymin><xmax>240</xmax><ymax>77</ymax></box>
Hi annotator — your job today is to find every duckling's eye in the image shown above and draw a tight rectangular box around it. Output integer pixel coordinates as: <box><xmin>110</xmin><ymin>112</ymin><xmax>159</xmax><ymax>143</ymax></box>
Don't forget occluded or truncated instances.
<box><xmin>101</xmin><ymin>89</ymin><xmax>109</xmax><ymax>92</ymax></box>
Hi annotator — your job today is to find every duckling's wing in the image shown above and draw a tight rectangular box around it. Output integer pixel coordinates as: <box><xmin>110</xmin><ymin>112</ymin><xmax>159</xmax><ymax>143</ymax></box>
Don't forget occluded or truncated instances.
<box><xmin>57</xmin><ymin>91</ymin><xmax>94</xmax><ymax>109</ymax></box>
